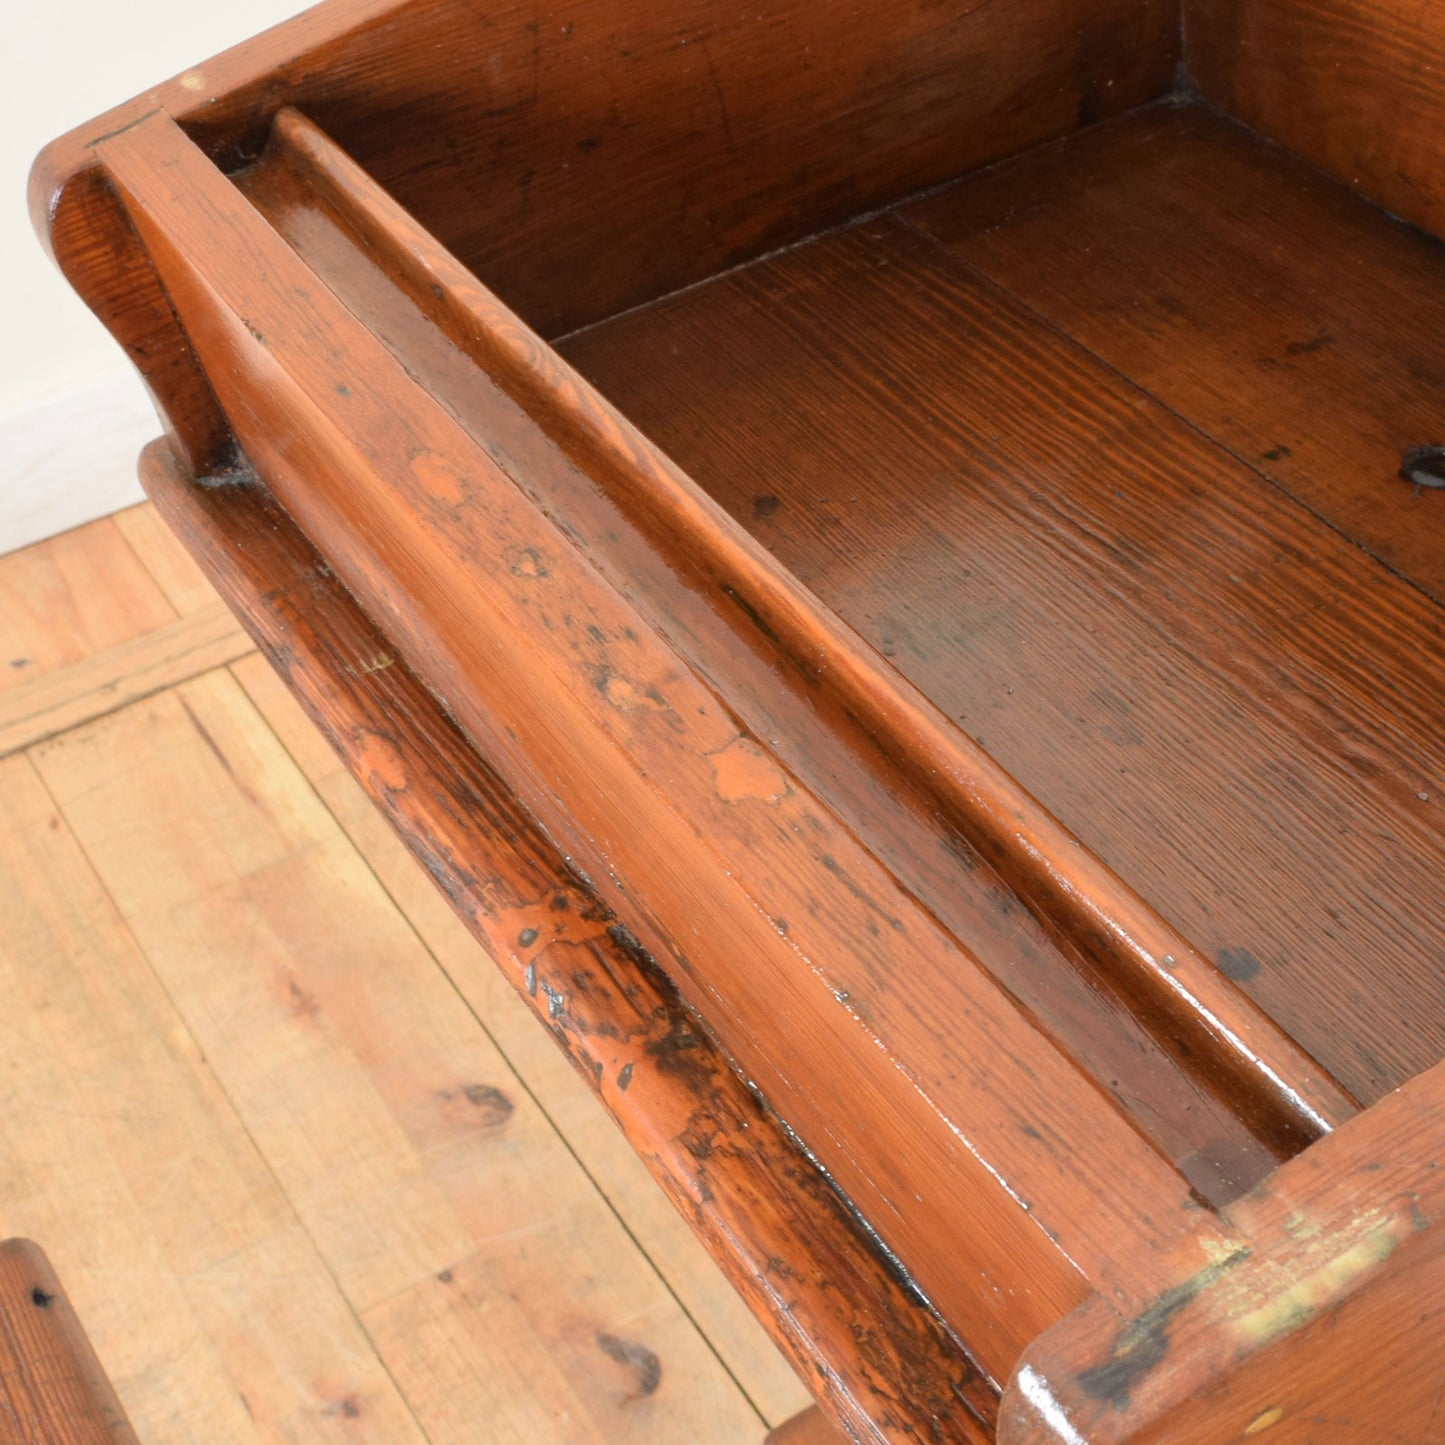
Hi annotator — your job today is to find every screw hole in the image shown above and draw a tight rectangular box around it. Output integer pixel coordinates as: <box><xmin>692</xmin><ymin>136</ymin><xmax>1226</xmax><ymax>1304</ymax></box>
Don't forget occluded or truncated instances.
<box><xmin>1400</xmin><ymin>445</ymin><xmax>1445</xmax><ymax>489</ymax></box>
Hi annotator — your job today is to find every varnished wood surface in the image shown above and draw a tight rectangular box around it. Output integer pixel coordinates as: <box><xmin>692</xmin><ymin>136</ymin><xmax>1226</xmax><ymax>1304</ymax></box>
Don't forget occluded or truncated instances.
<box><xmin>0</xmin><ymin>1240</ymin><xmax>138</xmax><ymax>1444</ymax></box>
<box><xmin>139</xmin><ymin>441</ymin><xmax>995</xmax><ymax>1443</ymax></box>
<box><xmin>907</xmin><ymin>103</ymin><xmax>1445</xmax><ymax>606</ymax></box>
<box><xmin>233</xmin><ymin>104</ymin><xmax>1353</xmax><ymax>1201</ymax></box>
<box><xmin>1187</xmin><ymin>0</ymin><xmax>1445</xmax><ymax>248</ymax></box>
<box><xmin>32</xmin><ymin>1</ymin><xmax>1445</xmax><ymax>1432</ymax></box>
<box><xmin>1001</xmin><ymin>1059</ymin><xmax>1445</xmax><ymax>1443</ymax></box>
<box><xmin>0</xmin><ymin>503</ymin><xmax>803</xmax><ymax>1441</ymax></box>
<box><xmin>31</xmin><ymin>0</ymin><xmax>1176</xmax><ymax>469</ymax></box>
<box><xmin>102</xmin><ymin>109</ymin><xmax>1328</xmax><ymax>1385</ymax></box>
<box><xmin>561</xmin><ymin>208</ymin><xmax>1445</xmax><ymax>1108</ymax></box>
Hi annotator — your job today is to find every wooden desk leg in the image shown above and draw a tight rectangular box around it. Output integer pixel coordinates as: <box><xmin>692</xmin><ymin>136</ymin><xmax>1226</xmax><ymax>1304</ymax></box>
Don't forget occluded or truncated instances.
<box><xmin>766</xmin><ymin>1405</ymin><xmax>850</xmax><ymax>1444</ymax></box>
<box><xmin>0</xmin><ymin>1239</ymin><xmax>138</xmax><ymax>1444</ymax></box>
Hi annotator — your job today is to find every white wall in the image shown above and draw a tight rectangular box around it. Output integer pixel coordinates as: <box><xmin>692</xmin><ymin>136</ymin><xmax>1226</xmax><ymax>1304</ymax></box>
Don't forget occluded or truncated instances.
<box><xmin>1</xmin><ymin>0</ymin><xmax>309</xmax><ymax>551</ymax></box>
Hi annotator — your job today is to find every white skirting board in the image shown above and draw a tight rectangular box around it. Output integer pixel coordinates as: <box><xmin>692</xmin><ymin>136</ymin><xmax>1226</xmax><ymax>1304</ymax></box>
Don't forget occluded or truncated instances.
<box><xmin>0</xmin><ymin>370</ymin><xmax>158</xmax><ymax>557</ymax></box>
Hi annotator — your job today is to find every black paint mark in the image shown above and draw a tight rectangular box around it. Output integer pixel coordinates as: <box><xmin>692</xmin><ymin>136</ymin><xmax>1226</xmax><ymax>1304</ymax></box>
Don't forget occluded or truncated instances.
<box><xmin>437</xmin><ymin>1269</ymin><xmax>454</xmax><ymax>1284</ymax></box>
<box><xmin>323</xmin><ymin>1395</ymin><xmax>362</xmax><ymax>1419</ymax></box>
<box><xmin>1285</xmin><ymin>333</ymin><xmax>1335</xmax><ymax>356</ymax></box>
<box><xmin>462</xmin><ymin>1083</ymin><xmax>514</xmax><ymax>1125</ymax></box>
<box><xmin>1261</xmin><ymin>444</ymin><xmax>1291</xmax><ymax>462</ymax></box>
<box><xmin>9</xmin><ymin>657</ymin><xmax>29</xmax><ymax>670</ymax></box>
<box><xmin>752</xmin><ymin>494</ymin><xmax>781</xmax><ymax>518</ymax></box>
<box><xmin>617</xmin><ymin>1062</ymin><xmax>634</xmax><ymax>1091</ymax></box>
<box><xmin>541</xmin><ymin>979</ymin><xmax>566</xmax><ymax>1019</ymax></box>
<box><xmin>518</xmin><ymin>926</ymin><xmax>540</xmax><ymax>948</ymax></box>
<box><xmin>30</xmin><ymin>1287</ymin><xmax>52</xmax><ymax>1309</ymax></box>
<box><xmin>577</xmin><ymin>136</ymin><xmax>601</xmax><ymax>153</ymax></box>
<box><xmin>1079</xmin><ymin>1252</ymin><xmax>1247</xmax><ymax>1409</ymax></box>
<box><xmin>596</xmin><ymin>1332</ymin><xmax>662</xmax><ymax>1398</ymax></box>
<box><xmin>1401</xmin><ymin>445</ymin><xmax>1445</xmax><ymax>490</ymax></box>
<box><xmin>1216</xmin><ymin>946</ymin><xmax>1263</xmax><ymax>983</ymax></box>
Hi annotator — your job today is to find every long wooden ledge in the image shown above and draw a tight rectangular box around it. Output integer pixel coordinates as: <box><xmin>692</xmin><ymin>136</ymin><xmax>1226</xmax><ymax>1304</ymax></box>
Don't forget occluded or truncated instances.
<box><xmin>237</xmin><ymin>107</ymin><xmax>1357</xmax><ymax>1168</ymax></box>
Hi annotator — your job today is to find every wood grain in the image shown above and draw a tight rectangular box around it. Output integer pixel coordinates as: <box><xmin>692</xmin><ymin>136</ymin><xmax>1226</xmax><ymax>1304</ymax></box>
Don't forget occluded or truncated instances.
<box><xmin>233</xmin><ymin>651</ymin><xmax>813</xmax><ymax>1429</ymax></box>
<box><xmin>32</xmin><ymin>0</ymin><xmax>1179</xmax><ymax>459</ymax></box>
<box><xmin>561</xmin><ymin>210</ymin><xmax>1445</xmax><ymax>1108</ymax></box>
<box><xmin>142</xmin><ymin>438</ymin><xmax>994</xmax><ymax>1443</ymax></box>
<box><xmin>1000</xmin><ymin>1059</ymin><xmax>1445</xmax><ymax>1443</ymax></box>
<box><xmin>113</xmin><ymin>502</ymin><xmax>222</xmax><ymax>615</ymax></box>
<box><xmin>0</xmin><ymin>749</ymin><xmax>429</xmax><ymax>1443</ymax></box>
<box><xmin>0</xmin><ymin>601</ymin><xmax>254</xmax><ymax>758</ymax></box>
<box><xmin>906</xmin><ymin>103</ymin><xmax>1445</xmax><ymax>606</ymax></box>
<box><xmin>234</xmin><ymin>103</ymin><xmax>1351</xmax><ymax>1197</ymax></box>
<box><xmin>32</xmin><ymin>670</ymin><xmax>766</xmax><ymax>1442</ymax></box>
<box><xmin>103</xmin><ymin>109</ymin><xmax>1232</xmax><ymax>1380</ymax></box>
<box><xmin>0</xmin><ymin>1239</ymin><xmax>138</xmax><ymax>1445</ymax></box>
<box><xmin>1187</xmin><ymin>0</ymin><xmax>1445</xmax><ymax>247</ymax></box>
<box><xmin>0</xmin><ymin>517</ymin><xmax>174</xmax><ymax>694</ymax></box>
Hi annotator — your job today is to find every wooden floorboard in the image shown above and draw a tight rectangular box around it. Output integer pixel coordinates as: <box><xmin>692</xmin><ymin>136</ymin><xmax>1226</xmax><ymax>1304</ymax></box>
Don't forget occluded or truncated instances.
<box><xmin>0</xmin><ymin>751</ymin><xmax>429</xmax><ymax>1444</ymax></box>
<box><xmin>559</xmin><ymin>210</ymin><xmax>1445</xmax><ymax>1106</ymax></box>
<box><xmin>0</xmin><ymin>601</ymin><xmax>254</xmax><ymax>758</ymax></box>
<box><xmin>232</xmin><ymin>651</ymin><xmax>812</xmax><ymax>1428</ymax></box>
<box><xmin>0</xmin><ymin>515</ymin><xmax>176</xmax><ymax>693</ymax></box>
<box><xmin>1</xmin><ymin>506</ymin><xmax>788</xmax><ymax>1441</ymax></box>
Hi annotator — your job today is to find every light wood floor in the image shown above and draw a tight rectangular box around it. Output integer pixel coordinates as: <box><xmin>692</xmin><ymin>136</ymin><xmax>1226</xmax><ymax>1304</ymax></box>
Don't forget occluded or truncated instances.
<box><xmin>0</xmin><ymin>504</ymin><xmax>810</xmax><ymax>1442</ymax></box>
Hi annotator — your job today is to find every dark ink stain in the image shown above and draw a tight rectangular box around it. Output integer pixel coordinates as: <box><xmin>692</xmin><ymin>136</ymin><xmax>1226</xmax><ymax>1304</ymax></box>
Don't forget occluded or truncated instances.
<box><xmin>1261</xmin><ymin>444</ymin><xmax>1292</xmax><ymax>462</ymax></box>
<box><xmin>1284</xmin><ymin>333</ymin><xmax>1335</xmax><ymax>356</ymax></box>
<box><xmin>596</xmin><ymin>1332</ymin><xmax>662</xmax><ymax>1398</ymax></box>
<box><xmin>1215</xmin><ymin>946</ymin><xmax>1263</xmax><ymax>983</ymax></box>
<box><xmin>461</xmin><ymin>1083</ymin><xmax>514</xmax><ymax>1125</ymax></box>
<box><xmin>586</xmin><ymin>624</ymin><xmax>607</xmax><ymax>644</ymax></box>
<box><xmin>437</xmin><ymin>1269</ymin><xmax>454</xmax><ymax>1284</ymax></box>
<box><xmin>577</xmin><ymin>136</ymin><xmax>601</xmax><ymax>153</ymax></box>
<box><xmin>1400</xmin><ymin>444</ymin><xmax>1445</xmax><ymax>490</ymax></box>
<box><xmin>1020</xmin><ymin>1124</ymin><xmax>1043</xmax><ymax>1141</ymax></box>
<box><xmin>9</xmin><ymin>657</ymin><xmax>29</xmax><ymax>670</ymax></box>
<box><xmin>323</xmin><ymin>1394</ymin><xmax>362</xmax><ymax>1419</ymax></box>
<box><xmin>30</xmin><ymin>1287</ymin><xmax>52</xmax><ymax>1309</ymax></box>
<box><xmin>518</xmin><ymin>926</ymin><xmax>540</xmax><ymax>948</ymax></box>
<box><xmin>335</xmin><ymin>382</ymin><xmax>351</xmax><ymax>397</ymax></box>
<box><xmin>617</xmin><ymin>1062</ymin><xmax>634</xmax><ymax>1091</ymax></box>
<box><xmin>1079</xmin><ymin>1252</ymin><xmax>1247</xmax><ymax>1409</ymax></box>
<box><xmin>752</xmin><ymin>494</ymin><xmax>781</xmax><ymax>518</ymax></box>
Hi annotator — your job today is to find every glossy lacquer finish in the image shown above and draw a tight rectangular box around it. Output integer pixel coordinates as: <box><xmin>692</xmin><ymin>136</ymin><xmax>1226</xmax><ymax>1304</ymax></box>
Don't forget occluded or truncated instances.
<box><xmin>31</xmin><ymin>0</ymin><xmax>1445</xmax><ymax>1438</ymax></box>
